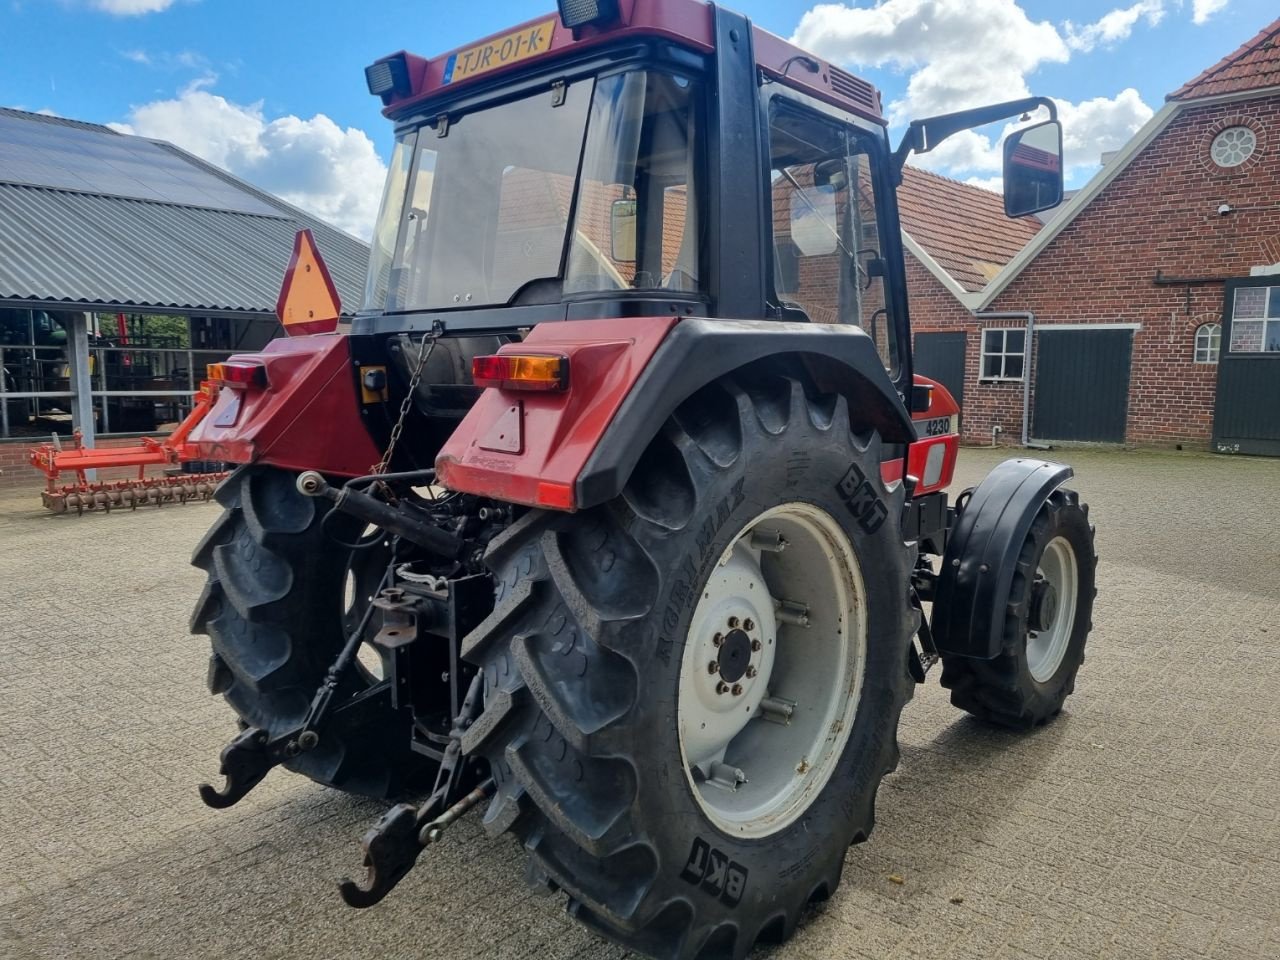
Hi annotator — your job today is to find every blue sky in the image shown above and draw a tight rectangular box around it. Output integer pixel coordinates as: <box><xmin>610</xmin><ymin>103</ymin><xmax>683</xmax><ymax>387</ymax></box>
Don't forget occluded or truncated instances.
<box><xmin>2</xmin><ymin>0</ymin><xmax>1275</xmax><ymax>237</ymax></box>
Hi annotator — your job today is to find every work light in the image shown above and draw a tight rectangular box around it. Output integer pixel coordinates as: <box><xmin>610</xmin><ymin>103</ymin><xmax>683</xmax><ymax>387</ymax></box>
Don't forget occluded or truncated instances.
<box><xmin>557</xmin><ymin>0</ymin><xmax>620</xmax><ymax>29</ymax></box>
<box><xmin>364</xmin><ymin>55</ymin><xmax>411</xmax><ymax>105</ymax></box>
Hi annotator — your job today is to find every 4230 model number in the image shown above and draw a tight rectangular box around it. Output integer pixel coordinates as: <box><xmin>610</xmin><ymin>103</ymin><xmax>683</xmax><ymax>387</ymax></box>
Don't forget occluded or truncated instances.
<box><xmin>920</xmin><ymin>416</ymin><xmax>953</xmax><ymax>438</ymax></box>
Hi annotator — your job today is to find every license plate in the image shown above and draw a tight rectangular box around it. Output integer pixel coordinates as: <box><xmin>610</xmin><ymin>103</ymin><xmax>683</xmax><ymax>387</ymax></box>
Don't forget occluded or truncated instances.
<box><xmin>443</xmin><ymin>18</ymin><xmax>558</xmax><ymax>85</ymax></box>
<box><xmin>920</xmin><ymin>416</ymin><xmax>952</xmax><ymax>438</ymax></box>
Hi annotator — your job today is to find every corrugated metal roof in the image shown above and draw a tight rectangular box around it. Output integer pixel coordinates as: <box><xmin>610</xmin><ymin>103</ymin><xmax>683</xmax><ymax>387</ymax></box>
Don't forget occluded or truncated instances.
<box><xmin>0</xmin><ymin>108</ymin><xmax>369</xmax><ymax>316</ymax></box>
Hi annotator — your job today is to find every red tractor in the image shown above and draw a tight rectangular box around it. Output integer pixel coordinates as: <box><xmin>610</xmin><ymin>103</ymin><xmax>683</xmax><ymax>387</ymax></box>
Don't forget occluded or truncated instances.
<box><xmin>189</xmin><ymin>3</ymin><xmax>1096</xmax><ymax>957</ymax></box>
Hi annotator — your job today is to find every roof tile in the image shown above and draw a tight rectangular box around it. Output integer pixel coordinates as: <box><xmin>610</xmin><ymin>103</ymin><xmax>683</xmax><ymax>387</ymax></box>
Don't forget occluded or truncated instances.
<box><xmin>1168</xmin><ymin>18</ymin><xmax>1280</xmax><ymax>101</ymax></box>
<box><xmin>897</xmin><ymin>166</ymin><xmax>1043</xmax><ymax>293</ymax></box>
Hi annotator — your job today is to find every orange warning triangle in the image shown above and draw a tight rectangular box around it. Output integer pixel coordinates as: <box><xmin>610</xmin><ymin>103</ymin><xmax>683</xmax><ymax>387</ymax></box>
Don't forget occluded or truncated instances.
<box><xmin>276</xmin><ymin>229</ymin><xmax>342</xmax><ymax>335</ymax></box>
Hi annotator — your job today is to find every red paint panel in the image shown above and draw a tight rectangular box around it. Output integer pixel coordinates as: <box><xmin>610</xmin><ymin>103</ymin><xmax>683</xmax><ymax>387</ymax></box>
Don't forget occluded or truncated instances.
<box><xmin>188</xmin><ymin>335</ymin><xmax>379</xmax><ymax>477</ymax></box>
<box><xmin>436</xmin><ymin>316</ymin><xmax>680</xmax><ymax>510</ymax></box>
<box><xmin>882</xmin><ymin>375</ymin><xmax>961</xmax><ymax>496</ymax></box>
<box><xmin>914</xmin><ymin>374</ymin><xmax>961</xmax><ymax>419</ymax></box>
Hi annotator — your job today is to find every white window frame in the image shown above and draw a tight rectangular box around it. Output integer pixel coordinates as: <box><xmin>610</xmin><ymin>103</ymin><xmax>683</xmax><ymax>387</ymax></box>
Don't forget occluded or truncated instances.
<box><xmin>980</xmin><ymin>327</ymin><xmax>1026</xmax><ymax>382</ymax></box>
<box><xmin>1194</xmin><ymin>322</ymin><xmax>1220</xmax><ymax>364</ymax></box>
<box><xmin>1228</xmin><ymin>285</ymin><xmax>1280</xmax><ymax>355</ymax></box>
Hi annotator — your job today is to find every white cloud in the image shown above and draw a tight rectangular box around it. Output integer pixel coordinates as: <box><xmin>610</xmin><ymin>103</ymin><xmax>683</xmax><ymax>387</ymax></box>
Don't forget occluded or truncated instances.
<box><xmin>120</xmin><ymin>48</ymin><xmax>208</xmax><ymax>70</ymax></box>
<box><xmin>1056</xmin><ymin>87</ymin><xmax>1154</xmax><ymax>170</ymax></box>
<box><xmin>792</xmin><ymin>2</ymin><xmax>1156</xmax><ymax>187</ymax></box>
<box><xmin>908</xmin><ymin>87</ymin><xmax>1154</xmax><ymax>185</ymax></box>
<box><xmin>1065</xmin><ymin>1</ymin><xmax>1165</xmax><ymax>53</ymax></box>
<box><xmin>91</xmin><ymin>0</ymin><xmax>179</xmax><ymax>14</ymax></box>
<box><xmin>791</xmin><ymin>0</ymin><xmax>1070</xmax><ymax>122</ymax></box>
<box><xmin>964</xmin><ymin>175</ymin><xmax>1005</xmax><ymax>194</ymax></box>
<box><xmin>111</xmin><ymin>85</ymin><xmax>385</xmax><ymax>239</ymax></box>
<box><xmin>1192</xmin><ymin>0</ymin><xmax>1229</xmax><ymax>25</ymax></box>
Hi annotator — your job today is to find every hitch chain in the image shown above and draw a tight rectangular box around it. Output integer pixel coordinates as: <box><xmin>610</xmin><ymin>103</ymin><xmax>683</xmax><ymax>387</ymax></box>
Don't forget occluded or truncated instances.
<box><xmin>371</xmin><ymin>326</ymin><xmax>441</xmax><ymax>496</ymax></box>
<box><xmin>338</xmin><ymin>673</ymin><xmax>489</xmax><ymax>908</ymax></box>
<box><xmin>198</xmin><ymin>563</ymin><xmax>395</xmax><ymax>809</ymax></box>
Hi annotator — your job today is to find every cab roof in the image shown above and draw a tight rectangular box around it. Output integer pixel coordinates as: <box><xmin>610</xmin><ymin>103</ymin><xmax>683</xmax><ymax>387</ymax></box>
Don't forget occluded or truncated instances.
<box><xmin>373</xmin><ymin>0</ymin><xmax>885</xmax><ymax>126</ymax></box>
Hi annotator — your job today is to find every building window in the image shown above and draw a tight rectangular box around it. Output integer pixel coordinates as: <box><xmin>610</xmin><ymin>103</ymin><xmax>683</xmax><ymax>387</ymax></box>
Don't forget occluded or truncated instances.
<box><xmin>981</xmin><ymin>328</ymin><xmax>1026</xmax><ymax>381</ymax></box>
<box><xmin>1210</xmin><ymin>126</ymin><xmax>1257</xmax><ymax>168</ymax></box>
<box><xmin>1194</xmin><ymin>323</ymin><xmax>1220</xmax><ymax>363</ymax></box>
<box><xmin>1229</xmin><ymin>286</ymin><xmax>1280</xmax><ymax>353</ymax></box>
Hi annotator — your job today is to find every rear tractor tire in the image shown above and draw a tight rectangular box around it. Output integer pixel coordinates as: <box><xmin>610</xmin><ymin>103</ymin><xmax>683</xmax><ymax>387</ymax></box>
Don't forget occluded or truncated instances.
<box><xmin>190</xmin><ymin>466</ymin><xmax>434</xmax><ymax>800</ymax></box>
<box><xmin>462</xmin><ymin>375</ymin><xmax>917</xmax><ymax>960</ymax></box>
<box><xmin>940</xmin><ymin>487</ymin><xmax>1096</xmax><ymax>729</ymax></box>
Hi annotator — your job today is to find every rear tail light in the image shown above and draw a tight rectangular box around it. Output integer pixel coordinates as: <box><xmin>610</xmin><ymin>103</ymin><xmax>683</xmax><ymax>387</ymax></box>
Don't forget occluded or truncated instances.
<box><xmin>471</xmin><ymin>354</ymin><xmax>569</xmax><ymax>391</ymax></box>
<box><xmin>207</xmin><ymin>361</ymin><xmax>268</xmax><ymax>389</ymax></box>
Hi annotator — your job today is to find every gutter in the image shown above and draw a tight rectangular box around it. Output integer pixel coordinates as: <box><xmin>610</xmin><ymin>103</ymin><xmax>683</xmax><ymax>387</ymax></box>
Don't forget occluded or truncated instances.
<box><xmin>973</xmin><ymin>310</ymin><xmax>1049</xmax><ymax>449</ymax></box>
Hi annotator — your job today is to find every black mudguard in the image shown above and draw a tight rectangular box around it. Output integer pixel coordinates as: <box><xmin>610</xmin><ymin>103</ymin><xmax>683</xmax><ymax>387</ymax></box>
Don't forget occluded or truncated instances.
<box><xmin>576</xmin><ymin>318</ymin><xmax>916</xmax><ymax>508</ymax></box>
<box><xmin>931</xmin><ymin>457</ymin><xmax>1073</xmax><ymax>659</ymax></box>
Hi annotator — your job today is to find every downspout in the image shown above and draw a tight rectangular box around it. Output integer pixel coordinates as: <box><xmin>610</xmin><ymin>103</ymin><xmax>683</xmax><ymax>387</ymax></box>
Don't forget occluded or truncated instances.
<box><xmin>972</xmin><ymin>310</ymin><xmax>1049</xmax><ymax>449</ymax></box>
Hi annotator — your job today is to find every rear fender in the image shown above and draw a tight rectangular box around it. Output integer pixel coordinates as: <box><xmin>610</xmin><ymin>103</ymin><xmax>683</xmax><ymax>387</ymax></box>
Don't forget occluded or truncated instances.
<box><xmin>188</xmin><ymin>334</ymin><xmax>380</xmax><ymax>477</ymax></box>
<box><xmin>931</xmin><ymin>458</ymin><xmax>1074</xmax><ymax>659</ymax></box>
<box><xmin>579</xmin><ymin>318</ymin><xmax>914</xmax><ymax>507</ymax></box>
<box><xmin>435</xmin><ymin>317</ymin><xmax>914</xmax><ymax>511</ymax></box>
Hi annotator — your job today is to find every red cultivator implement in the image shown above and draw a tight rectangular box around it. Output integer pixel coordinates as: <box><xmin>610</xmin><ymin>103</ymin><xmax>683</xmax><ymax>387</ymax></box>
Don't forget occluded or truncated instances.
<box><xmin>28</xmin><ymin>382</ymin><xmax>229</xmax><ymax>514</ymax></box>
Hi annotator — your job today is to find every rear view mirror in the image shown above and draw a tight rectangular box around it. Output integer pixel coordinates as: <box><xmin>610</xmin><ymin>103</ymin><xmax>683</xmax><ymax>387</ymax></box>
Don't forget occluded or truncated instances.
<box><xmin>1003</xmin><ymin>119</ymin><xmax>1064</xmax><ymax>218</ymax></box>
<box><xmin>610</xmin><ymin>199</ymin><xmax>637</xmax><ymax>263</ymax></box>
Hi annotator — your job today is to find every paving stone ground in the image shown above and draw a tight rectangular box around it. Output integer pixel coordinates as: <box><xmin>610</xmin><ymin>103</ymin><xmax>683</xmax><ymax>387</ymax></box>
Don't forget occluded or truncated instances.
<box><xmin>2</xmin><ymin>447</ymin><xmax>1278</xmax><ymax>960</ymax></box>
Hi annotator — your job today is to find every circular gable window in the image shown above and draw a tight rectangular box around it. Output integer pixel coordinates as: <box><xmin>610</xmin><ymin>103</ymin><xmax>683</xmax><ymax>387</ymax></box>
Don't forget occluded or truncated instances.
<box><xmin>1211</xmin><ymin>126</ymin><xmax>1257</xmax><ymax>168</ymax></box>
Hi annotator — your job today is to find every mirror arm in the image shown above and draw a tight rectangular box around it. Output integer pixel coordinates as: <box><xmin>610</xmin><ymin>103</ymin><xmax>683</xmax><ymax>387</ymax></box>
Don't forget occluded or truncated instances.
<box><xmin>892</xmin><ymin>97</ymin><xmax>1057</xmax><ymax>183</ymax></box>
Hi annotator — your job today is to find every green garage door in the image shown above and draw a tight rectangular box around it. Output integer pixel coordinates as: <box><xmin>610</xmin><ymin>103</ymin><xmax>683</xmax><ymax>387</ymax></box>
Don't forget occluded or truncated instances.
<box><xmin>915</xmin><ymin>331</ymin><xmax>966</xmax><ymax>423</ymax></box>
<box><xmin>1032</xmin><ymin>329</ymin><xmax>1133</xmax><ymax>443</ymax></box>
<box><xmin>1213</xmin><ymin>279</ymin><xmax>1280</xmax><ymax>456</ymax></box>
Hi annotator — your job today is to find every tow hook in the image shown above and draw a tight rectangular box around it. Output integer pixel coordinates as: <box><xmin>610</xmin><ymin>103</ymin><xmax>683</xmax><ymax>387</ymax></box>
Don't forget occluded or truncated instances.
<box><xmin>199</xmin><ymin>557</ymin><xmax>397</xmax><ymax>810</ymax></box>
<box><xmin>338</xmin><ymin>778</ymin><xmax>494</xmax><ymax>908</ymax></box>
<box><xmin>338</xmin><ymin>671</ymin><xmax>489</xmax><ymax>908</ymax></box>
<box><xmin>197</xmin><ymin>725</ymin><xmax>319</xmax><ymax>809</ymax></box>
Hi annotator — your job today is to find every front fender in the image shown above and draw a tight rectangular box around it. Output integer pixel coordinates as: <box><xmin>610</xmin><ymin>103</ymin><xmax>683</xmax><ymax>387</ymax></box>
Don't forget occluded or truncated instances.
<box><xmin>931</xmin><ymin>458</ymin><xmax>1074</xmax><ymax>659</ymax></box>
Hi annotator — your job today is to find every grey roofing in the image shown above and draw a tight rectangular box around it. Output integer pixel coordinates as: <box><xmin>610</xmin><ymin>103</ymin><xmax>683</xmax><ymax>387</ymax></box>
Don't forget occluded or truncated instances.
<box><xmin>0</xmin><ymin>107</ymin><xmax>370</xmax><ymax>316</ymax></box>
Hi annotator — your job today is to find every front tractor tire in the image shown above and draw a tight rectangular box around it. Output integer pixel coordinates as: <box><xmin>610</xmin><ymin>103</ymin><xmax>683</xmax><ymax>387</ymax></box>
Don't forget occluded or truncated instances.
<box><xmin>190</xmin><ymin>466</ymin><xmax>433</xmax><ymax>799</ymax></box>
<box><xmin>940</xmin><ymin>488</ymin><xmax>1096</xmax><ymax>729</ymax></box>
<box><xmin>463</xmin><ymin>375</ymin><xmax>917</xmax><ymax>960</ymax></box>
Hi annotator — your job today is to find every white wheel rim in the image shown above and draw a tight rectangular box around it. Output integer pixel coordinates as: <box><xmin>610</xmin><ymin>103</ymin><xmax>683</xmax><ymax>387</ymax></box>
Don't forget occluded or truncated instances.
<box><xmin>1026</xmin><ymin>535</ymin><xmax>1078</xmax><ymax>683</ymax></box>
<box><xmin>677</xmin><ymin>502</ymin><xmax>867</xmax><ymax>839</ymax></box>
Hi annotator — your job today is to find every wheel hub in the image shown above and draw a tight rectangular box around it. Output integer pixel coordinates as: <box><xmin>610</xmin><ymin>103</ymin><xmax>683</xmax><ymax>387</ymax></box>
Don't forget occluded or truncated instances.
<box><xmin>1026</xmin><ymin>536</ymin><xmax>1079</xmax><ymax>683</ymax></box>
<box><xmin>717</xmin><ymin>628</ymin><xmax>753</xmax><ymax>683</ymax></box>
<box><xmin>677</xmin><ymin>502</ymin><xmax>867</xmax><ymax>839</ymax></box>
<box><xmin>1029</xmin><ymin>577</ymin><xmax>1058</xmax><ymax>632</ymax></box>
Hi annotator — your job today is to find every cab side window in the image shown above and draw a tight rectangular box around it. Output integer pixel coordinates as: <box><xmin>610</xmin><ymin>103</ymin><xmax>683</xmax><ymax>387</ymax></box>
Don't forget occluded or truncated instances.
<box><xmin>768</xmin><ymin>102</ymin><xmax>896</xmax><ymax>373</ymax></box>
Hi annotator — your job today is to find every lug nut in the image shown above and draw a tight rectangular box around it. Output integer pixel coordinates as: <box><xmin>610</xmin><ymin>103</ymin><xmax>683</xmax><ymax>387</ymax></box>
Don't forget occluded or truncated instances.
<box><xmin>751</xmin><ymin>639</ymin><xmax>762</xmax><ymax>652</ymax></box>
<box><xmin>746</xmin><ymin>666</ymin><xmax>757</xmax><ymax>679</ymax></box>
<box><xmin>743</xmin><ymin>618</ymin><xmax>755</xmax><ymax>631</ymax></box>
<box><xmin>728</xmin><ymin>616</ymin><xmax>740</xmax><ymax>628</ymax></box>
<box><xmin>716</xmin><ymin>681</ymin><xmax>730</xmax><ymax>695</ymax></box>
<box><xmin>712</xmin><ymin>632</ymin><xmax>724</xmax><ymax>647</ymax></box>
<box><xmin>731</xmin><ymin>683</ymin><xmax>744</xmax><ymax>696</ymax></box>
<box><xmin>708</xmin><ymin>660</ymin><xmax>720</xmax><ymax>674</ymax></box>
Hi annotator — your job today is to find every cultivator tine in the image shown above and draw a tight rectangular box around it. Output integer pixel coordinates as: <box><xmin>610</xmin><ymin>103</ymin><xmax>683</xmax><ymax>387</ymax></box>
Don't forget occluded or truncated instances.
<box><xmin>41</xmin><ymin>473</ymin><xmax>227</xmax><ymax>515</ymax></box>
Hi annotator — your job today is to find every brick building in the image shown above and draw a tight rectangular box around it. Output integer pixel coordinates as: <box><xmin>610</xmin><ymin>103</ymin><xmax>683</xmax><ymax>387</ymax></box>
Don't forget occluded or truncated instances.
<box><xmin>907</xmin><ymin>18</ymin><xmax>1280</xmax><ymax>455</ymax></box>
